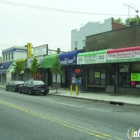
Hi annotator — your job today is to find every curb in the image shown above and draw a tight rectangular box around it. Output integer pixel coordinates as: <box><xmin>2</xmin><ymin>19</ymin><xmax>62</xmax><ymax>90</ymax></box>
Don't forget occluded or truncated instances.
<box><xmin>49</xmin><ymin>93</ymin><xmax>140</xmax><ymax>107</ymax></box>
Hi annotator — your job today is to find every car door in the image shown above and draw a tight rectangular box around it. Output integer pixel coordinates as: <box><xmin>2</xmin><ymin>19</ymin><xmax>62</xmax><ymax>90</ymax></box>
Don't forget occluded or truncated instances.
<box><xmin>24</xmin><ymin>80</ymin><xmax>31</xmax><ymax>93</ymax></box>
<box><xmin>21</xmin><ymin>81</ymin><xmax>28</xmax><ymax>93</ymax></box>
<box><xmin>6</xmin><ymin>82</ymin><xmax>11</xmax><ymax>90</ymax></box>
<box><xmin>9</xmin><ymin>81</ymin><xmax>13</xmax><ymax>90</ymax></box>
<box><xmin>25</xmin><ymin>80</ymin><xmax>31</xmax><ymax>93</ymax></box>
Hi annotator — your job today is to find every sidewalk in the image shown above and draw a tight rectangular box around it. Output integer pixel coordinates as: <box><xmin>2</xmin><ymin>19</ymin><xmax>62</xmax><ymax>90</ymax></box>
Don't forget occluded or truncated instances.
<box><xmin>49</xmin><ymin>88</ymin><xmax>140</xmax><ymax>107</ymax></box>
<box><xmin>1</xmin><ymin>84</ymin><xmax>140</xmax><ymax>106</ymax></box>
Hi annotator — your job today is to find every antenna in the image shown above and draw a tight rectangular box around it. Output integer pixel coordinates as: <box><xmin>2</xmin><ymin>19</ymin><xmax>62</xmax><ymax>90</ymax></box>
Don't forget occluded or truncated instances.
<box><xmin>124</xmin><ymin>3</ymin><xmax>139</xmax><ymax>19</ymax></box>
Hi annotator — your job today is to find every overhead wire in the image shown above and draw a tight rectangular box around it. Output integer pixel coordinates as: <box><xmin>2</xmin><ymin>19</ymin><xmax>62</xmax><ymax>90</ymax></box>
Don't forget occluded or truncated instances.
<box><xmin>0</xmin><ymin>0</ymin><xmax>132</xmax><ymax>16</ymax></box>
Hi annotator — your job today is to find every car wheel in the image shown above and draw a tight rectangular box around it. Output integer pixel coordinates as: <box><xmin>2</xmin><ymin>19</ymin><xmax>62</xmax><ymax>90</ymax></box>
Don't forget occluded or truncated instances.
<box><xmin>43</xmin><ymin>92</ymin><xmax>47</xmax><ymax>96</ymax></box>
<box><xmin>12</xmin><ymin>87</ymin><xmax>16</xmax><ymax>92</ymax></box>
<box><xmin>6</xmin><ymin>87</ymin><xmax>9</xmax><ymax>91</ymax></box>
<box><xmin>19</xmin><ymin>88</ymin><xmax>22</xmax><ymax>93</ymax></box>
<box><xmin>28</xmin><ymin>89</ymin><xmax>32</xmax><ymax>95</ymax></box>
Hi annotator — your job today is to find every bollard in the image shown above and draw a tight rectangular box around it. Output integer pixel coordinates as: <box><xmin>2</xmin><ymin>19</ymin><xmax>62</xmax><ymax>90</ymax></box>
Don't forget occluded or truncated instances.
<box><xmin>76</xmin><ymin>85</ymin><xmax>79</xmax><ymax>96</ymax></box>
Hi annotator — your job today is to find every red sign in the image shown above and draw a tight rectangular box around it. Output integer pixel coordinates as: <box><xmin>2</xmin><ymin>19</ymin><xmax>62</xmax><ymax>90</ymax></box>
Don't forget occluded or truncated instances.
<box><xmin>75</xmin><ymin>69</ymin><xmax>80</xmax><ymax>73</ymax></box>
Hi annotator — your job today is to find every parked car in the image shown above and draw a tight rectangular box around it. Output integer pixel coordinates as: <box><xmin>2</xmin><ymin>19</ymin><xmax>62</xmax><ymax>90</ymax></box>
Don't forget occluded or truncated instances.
<box><xmin>6</xmin><ymin>80</ymin><xmax>24</xmax><ymax>92</ymax></box>
<box><xmin>18</xmin><ymin>79</ymin><xmax>49</xmax><ymax>95</ymax></box>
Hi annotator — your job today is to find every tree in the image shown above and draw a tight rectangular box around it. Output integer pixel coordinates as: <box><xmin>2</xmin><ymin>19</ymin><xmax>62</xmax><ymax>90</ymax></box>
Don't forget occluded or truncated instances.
<box><xmin>50</xmin><ymin>55</ymin><xmax>62</xmax><ymax>93</ymax></box>
<box><xmin>125</xmin><ymin>17</ymin><xmax>140</xmax><ymax>25</ymax></box>
<box><xmin>13</xmin><ymin>61</ymin><xmax>25</xmax><ymax>80</ymax></box>
<box><xmin>113</xmin><ymin>17</ymin><xmax>140</xmax><ymax>25</ymax></box>
<box><xmin>30</xmin><ymin>57</ymin><xmax>41</xmax><ymax>79</ymax></box>
<box><xmin>113</xmin><ymin>18</ymin><xmax>124</xmax><ymax>24</ymax></box>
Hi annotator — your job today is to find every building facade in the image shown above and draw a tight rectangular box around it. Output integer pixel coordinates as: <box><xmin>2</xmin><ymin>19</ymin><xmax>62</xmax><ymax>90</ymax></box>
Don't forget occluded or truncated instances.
<box><xmin>71</xmin><ymin>18</ymin><xmax>127</xmax><ymax>51</ymax></box>
<box><xmin>77</xmin><ymin>25</ymin><xmax>140</xmax><ymax>95</ymax></box>
<box><xmin>0</xmin><ymin>46</ymin><xmax>27</xmax><ymax>83</ymax></box>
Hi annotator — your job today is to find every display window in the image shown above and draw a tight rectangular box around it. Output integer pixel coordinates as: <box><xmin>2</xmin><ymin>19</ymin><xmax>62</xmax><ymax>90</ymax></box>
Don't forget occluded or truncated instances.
<box><xmin>88</xmin><ymin>69</ymin><xmax>94</xmax><ymax>84</ymax></box>
<box><xmin>88</xmin><ymin>68</ymin><xmax>106</xmax><ymax>85</ymax></box>
<box><xmin>118</xmin><ymin>63</ymin><xmax>130</xmax><ymax>87</ymax></box>
<box><xmin>130</xmin><ymin>62</ymin><xmax>140</xmax><ymax>87</ymax></box>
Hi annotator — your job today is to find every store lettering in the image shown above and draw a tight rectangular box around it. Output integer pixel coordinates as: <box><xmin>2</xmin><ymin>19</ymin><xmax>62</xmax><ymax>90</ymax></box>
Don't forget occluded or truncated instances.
<box><xmin>84</xmin><ymin>56</ymin><xmax>96</xmax><ymax>62</ymax></box>
<box><xmin>98</xmin><ymin>55</ymin><xmax>104</xmax><ymax>60</ymax></box>
<box><xmin>60</xmin><ymin>59</ymin><xmax>74</xmax><ymax>64</ymax></box>
<box><xmin>108</xmin><ymin>50</ymin><xmax>140</xmax><ymax>59</ymax></box>
<box><xmin>116</xmin><ymin>52</ymin><xmax>133</xmax><ymax>58</ymax></box>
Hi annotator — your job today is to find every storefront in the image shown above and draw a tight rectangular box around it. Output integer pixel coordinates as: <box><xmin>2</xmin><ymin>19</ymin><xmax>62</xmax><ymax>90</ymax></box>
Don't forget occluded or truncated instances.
<box><xmin>107</xmin><ymin>46</ymin><xmax>140</xmax><ymax>94</ymax></box>
<box><xmin>77</xmin><ymin>50</ymin><xmax>115</xmax><ymax>92</ymax></box>
<box><xmin>42</xmin><ymin>54</ymin><xmax>59</xmax><ymax>87</ymax></box>
<box><xmin>59</xmin><ymin>50</ymin><xmax>84</xmax><ymax>89</ymax></box>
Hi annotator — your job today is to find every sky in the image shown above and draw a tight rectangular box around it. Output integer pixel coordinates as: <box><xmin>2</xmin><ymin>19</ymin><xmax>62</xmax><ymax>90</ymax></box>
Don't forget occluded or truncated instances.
<box><xmin>0</xmin><ymin>0</ymin><xmax>140</xmax><ymax>56</ymax></box>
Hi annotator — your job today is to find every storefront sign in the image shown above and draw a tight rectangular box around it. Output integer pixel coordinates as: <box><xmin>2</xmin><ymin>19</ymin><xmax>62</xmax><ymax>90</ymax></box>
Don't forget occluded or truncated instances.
<box><xmin>59</xmin><ymin>50</ymin><xmax>84</xmax><ymax>65</ymax></box>
<box><xmin>60</xmin><ymin>57</ymin><xmax>76</xmax><ymax>65</ymax></box>
<box><xmin>107</xmin><ymin>46</ymin><xmax>140</xmax><ymax>62</ymax></box>
<box><xmin>77</xmin><ymin>50</ymin><xmax>107</xmax><ymax>65</ymax></box>
<box><xmin>34</xmin><ymin>44</ymin><xmax>48</xmax><ymax>56</ymax></box>
<box><xmin>27</xmin><ymin>43</ymin><xmax>32</xmax><ymax>58</ymax></box>
<box><xmin>26</xmin><ymin>57</ymin><xmax>43</xmax><ymax>68</ymax></box>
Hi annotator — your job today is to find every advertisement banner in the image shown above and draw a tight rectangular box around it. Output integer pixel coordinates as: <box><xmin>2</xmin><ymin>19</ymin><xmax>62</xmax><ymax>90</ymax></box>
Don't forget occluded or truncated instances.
<box><xmin>34</xmin><ymin>44</ymin><xmax>48</xmax><ymax>56</ymax></box>
<box><xmin>27</xmin><ymin>43</ymin><xmax>32</xmax><ymax>58</ymax></box>
<box><xmin>107</xmin><ymin>46</ymin><xmax>140</xmax><ymax>62</ymax></box>
<box><xmin>131</xmin><ymin>73</ymin><xmax>140</xmax><ymax>81</ymax></box>
<box><xmin>77</xmin><ymin>50</ymin><xmax>106</xmax><ymax>65</ymax></box>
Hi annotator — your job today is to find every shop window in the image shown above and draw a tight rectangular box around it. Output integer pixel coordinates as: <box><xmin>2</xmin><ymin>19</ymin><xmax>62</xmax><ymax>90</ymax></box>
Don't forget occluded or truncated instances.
<box><xmin>94</xmin><ymin>68</ymin><xmax>100</xmax><ymax>85</ymax></box>
<box><xmin>119</xmin><ymin>63</ymin><xmax>130</xmax><ymax>87</ymax></box>
<box><xmin>88</xmin><ymin>69</ymin><xmax>94</xmax><ymax>84</ymax></box>
<box><xmin>107</xmin><ymin>67</ymin><xmax>115</xmax><ymax>85</ymax></box>
<box><xmin>131</xmin><ymin>62</ymin><xmax>140</xmax><ymax>87</ymax></box>
<box><xmin>101</xmin><ymin>68</ymin><xmax>106</xmax><ymax>85</ymax></box>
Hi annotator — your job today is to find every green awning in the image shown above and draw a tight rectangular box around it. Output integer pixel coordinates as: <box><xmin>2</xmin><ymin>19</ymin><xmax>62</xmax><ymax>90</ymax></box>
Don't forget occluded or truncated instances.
<box><xmin>43</xmin><ymin>54</ymin><xmax>58</xmax><ymax>68</ymax></box>
<box><xmin>77</xmin><ymin>50</ymin><xmax>107</xmax><ymax>64</ymax></box>
<box><xmin>16</xmin><ymin>58</ymin><xmax>27</xmax><ymax>62</ymax></box>
<box><xmin>6</xmin><ymin>61</ymin><xmax>15</xmax><ymax>73</ymax></box>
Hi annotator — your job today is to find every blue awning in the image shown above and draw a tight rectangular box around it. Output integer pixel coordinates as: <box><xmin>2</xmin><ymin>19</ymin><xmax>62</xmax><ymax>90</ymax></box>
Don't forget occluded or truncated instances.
<box><xmin>59</xmin><ymin>50</ymin><xmax>84</xmax><ymax>65</ymax></box>
<box><xmin>2</xmin><ymin>61</ymin><xmax>13</xmax><ymax>69</ymax></box>
<box><xmin>0</xmin><ymin>70</ymin><xmax>6</xmax><ymax>74</ymax></box>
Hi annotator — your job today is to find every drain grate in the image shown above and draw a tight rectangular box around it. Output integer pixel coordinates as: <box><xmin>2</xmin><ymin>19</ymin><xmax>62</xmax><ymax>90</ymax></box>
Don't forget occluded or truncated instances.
<box><xmin>109</xmin><ymin>101</ymin><xmax>124</xmax><ymax>106</ymax></box>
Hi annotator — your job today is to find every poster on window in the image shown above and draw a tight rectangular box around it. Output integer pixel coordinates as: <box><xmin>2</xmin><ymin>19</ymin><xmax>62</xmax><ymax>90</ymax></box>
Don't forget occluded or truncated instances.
<box><xmin>101</xmin><ymin>73</ymin><xmax>105</xmax><ymax>79</ymax></box>
<box><xmin>95</xmin><ymin>72</ymin><xmax>100</xmax><ymax>78</ymax></box>
<box><xmin>131</xmin><ymin>73</ymin><xmax>140</xmax><ymax>81</ymax></box>
<box><xmin>53</xmin><ymin>74</ymin><xmax>61</xmax><ymax>83</ymax></box>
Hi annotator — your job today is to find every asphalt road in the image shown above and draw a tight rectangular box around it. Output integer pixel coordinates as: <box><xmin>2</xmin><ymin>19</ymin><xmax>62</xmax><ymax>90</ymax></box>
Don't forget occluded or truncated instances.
<box><xmin>0</xmin><ymin>88</ymin><xmax>140</xmax><ymax>140</ymax></box>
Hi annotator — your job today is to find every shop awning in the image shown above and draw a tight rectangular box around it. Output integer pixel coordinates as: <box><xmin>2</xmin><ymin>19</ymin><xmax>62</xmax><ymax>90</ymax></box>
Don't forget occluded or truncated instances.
<box><xmin>43</xmin><ymin>54</ymin><xmax>58</xmax><ymax>68</ymax></box>
<box><xmin>77</xmin><ymin>50</ymin><xmax>107</xmax><ymax>65</ymax></box>
<box><xmin>6</xmin><ymin>61</ymin><xmax>16</xmax><ymax>73</ymax></box>
<box><xmin>16</xmin><ymin>58</ymin><xmax>27</xmax><ymax>62</ymax></box>
<box><xmin>107</xmin><ymin>46</ymin><xmax>140</xmax><ymax>63</ymax></box>
<box><xmin>59</xmin><ymin>50</ymin><xmax>84</xmax><ymax>65</ymax></box>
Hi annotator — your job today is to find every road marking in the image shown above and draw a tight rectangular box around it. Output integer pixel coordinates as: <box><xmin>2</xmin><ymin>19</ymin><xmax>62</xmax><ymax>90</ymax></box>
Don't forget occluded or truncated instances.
<box><xmin>0</xmin><ymin>100</ymin><xmax>123</xmax><ymax>140</ymax></box>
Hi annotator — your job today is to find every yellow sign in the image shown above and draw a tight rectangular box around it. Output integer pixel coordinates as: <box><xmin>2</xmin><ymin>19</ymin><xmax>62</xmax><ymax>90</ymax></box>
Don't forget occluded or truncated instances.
<box><xmin>27</xmin><ymin>43</ymin><xmax>32</xmax><ymax>58</ymax></box>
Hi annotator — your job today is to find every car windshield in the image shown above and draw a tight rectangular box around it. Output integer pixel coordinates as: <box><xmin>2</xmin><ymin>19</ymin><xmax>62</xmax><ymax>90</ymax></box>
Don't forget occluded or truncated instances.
<box><xmin>15</xmin><ymin>81</ymin><xmax>24</xmax><ymax>84</ymax></box>
<box><xmin>33</xmin><ymin>81</ymin><xmax>44</xmax><ymax>85</ymax></box>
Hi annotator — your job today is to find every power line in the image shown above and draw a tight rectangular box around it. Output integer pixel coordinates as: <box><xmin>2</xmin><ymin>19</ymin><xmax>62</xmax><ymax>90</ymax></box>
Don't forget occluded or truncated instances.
<box><xmin>0</xmin><ymin>0</ymin><xmax>132</xmax><ymax>16</ymax></box>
